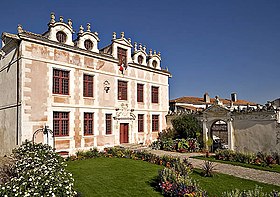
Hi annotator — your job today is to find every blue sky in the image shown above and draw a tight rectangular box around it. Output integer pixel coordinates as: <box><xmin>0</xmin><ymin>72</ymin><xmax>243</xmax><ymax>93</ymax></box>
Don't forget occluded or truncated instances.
<box><xmin>0</xmin><ymin>0</ymin><xmax>279</xmax><ymax>104</ymax></box>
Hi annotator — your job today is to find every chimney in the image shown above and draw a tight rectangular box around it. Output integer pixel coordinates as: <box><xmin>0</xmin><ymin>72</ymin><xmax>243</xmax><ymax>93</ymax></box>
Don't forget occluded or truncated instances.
<box><xmin>204</xmin><ymin>92</ymin><xmax>210</xmax><ymax>103</ymax></box>
<box><xmin>231</xmin><ymin>92</ymin><xmax>237</xmax><ymax>102</ymax></box>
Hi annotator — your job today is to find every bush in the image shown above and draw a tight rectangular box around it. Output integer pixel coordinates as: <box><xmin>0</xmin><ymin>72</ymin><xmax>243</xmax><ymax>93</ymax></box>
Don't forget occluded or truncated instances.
<box><xmin>0</xmin><ymin>141</ymin><xmax>76</xmax><ymax>196</ymax></box>
<box><xmin>171</xmin><ymin>114</ymin><xmax>202</xmax><ymax>139</ymax></box>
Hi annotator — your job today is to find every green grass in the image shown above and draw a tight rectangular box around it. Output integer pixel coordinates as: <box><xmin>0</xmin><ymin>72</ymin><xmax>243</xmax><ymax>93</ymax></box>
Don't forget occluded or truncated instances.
<box><xmin>192</xmin><ymin>156</ymin><xmax>280</xmax><ymax>173</ymax></box>
<box><xmin>66</xmin><ymin>157</ymin><xmax>163</xmax><ymax>197</ymax></box>
<box><xmin>66</xmin><ymin>157</ymin><xmax>280</xmax><ymax>197</ymax></box>
<box><xmin>190</xmin><ymin>169</ymin><xmax>280</xmax><ymax>196</ymax></box>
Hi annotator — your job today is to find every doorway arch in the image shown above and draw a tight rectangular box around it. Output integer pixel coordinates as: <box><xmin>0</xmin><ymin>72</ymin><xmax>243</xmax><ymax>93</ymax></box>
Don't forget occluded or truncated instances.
<box><xmin>210</xmin><ymin>120</ymin><xmax>228</xmax><ymax>152</ymax></box>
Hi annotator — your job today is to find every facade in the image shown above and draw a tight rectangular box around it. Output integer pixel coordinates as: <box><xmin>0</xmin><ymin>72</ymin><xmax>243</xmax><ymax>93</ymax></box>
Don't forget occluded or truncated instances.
<box><xmin>169</xmin><ymin>92</ymin><xmax>259</xmax><ymax>114</ymax></box>
<box><xmin>0</xmin><ymin>13</ymin><xmax>171</xmax><ymax>155</ymax></box>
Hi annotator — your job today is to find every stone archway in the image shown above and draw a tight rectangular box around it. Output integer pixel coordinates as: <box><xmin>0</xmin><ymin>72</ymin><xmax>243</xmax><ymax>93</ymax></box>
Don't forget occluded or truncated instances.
<box><xmin>210</xmin><ymin>120</ymin><xmax>228</xmax><ymax>152</ymax></box>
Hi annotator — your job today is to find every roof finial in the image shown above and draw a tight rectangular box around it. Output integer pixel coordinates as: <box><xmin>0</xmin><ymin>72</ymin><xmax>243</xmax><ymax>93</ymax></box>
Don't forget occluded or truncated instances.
<box><xmin>120</xmin><ymin>32</ymin><xmax>124</xmax><ymax>38</ymax></box>
<box><xmin>112</xmin><ymin>32</ymin><xmax>116</xmax><ymax>39</ymax></box>
<box><xmin>128</xmin><ymin>38</ymin><xmax>131</xmax><ymax>43</ymax></box>
<box><xmin>158</xmin><ymin>51</ymin><xmax>161</xmax><ymax>56</ymax></box>
<box><xmin>68</xmin><ymin>19</ymin><xmax>72</xmax><ymax>28</ymax></box>
<box><xmin>17</xmin><ymin>24</ymin><xmax>23</xmax><ymax>33</ymax></box>
<box><xmin>87</xmin><ymin>23</ymin><xmax>91</xmax><ymax>32</ymax></box>
<box><xmin>134</xmin><ymin>42</ymin><xmax>137</xmax><ymax>51</ymax></box>
<box><xmin>153</xmin><ymin>50</ymin><xmax>156</xmax><ymax>55</ymax></box>
<box><xmin>79</xmin><ymin>25</ymin><xmax>84</xmax><ymax>34</ymax></box>
<box><xmin>50</xmin><ymin>12</ymin><xmax>55</xmax><ymax>24</ymax></box>
<box><xmin>149</xmin><ymin>49</ymin><xmax>152</xmax><ymax>56</ymax></box>
<box><xmin>143</xmin><ymin>45</ymin><xmax>146</xmax><ymax>52</ymax></box>
<box><xmin>59</xmin><ymin>16</ymin><xmax>63</xmax><ymax>22</ymax></box>
<box><xmin>139</xmin><ymin>43</ymin><xmax>142</xmax><ymax>50</ymax></box>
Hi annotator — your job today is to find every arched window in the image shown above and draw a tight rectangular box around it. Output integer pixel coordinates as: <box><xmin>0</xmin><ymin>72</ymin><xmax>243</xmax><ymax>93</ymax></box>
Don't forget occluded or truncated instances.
<box><xmin>56</xmin><ymin>31</ymin><xmax>67</xmax><ymax>43</ymax></box>
<box><xmin>152</xmin><ymin>60</ymin><xmax>157</xmax><ymax>68</ymax></box>
<box><xmin>84</xmin><ymin>39</ymin><xmax>93</xmax><ymax>50</ymax></box>
<box><xmin>138</xmin><ymin>55</ymin><xmax>143</xmax><ymax>65</ymax></box>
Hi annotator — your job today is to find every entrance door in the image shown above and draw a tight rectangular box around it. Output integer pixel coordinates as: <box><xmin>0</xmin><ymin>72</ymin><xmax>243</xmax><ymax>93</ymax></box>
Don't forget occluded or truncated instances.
<box><xmin>120</xmin><ymin>123</ymin><xmax>129</xmax><ymax>144</ymax></box>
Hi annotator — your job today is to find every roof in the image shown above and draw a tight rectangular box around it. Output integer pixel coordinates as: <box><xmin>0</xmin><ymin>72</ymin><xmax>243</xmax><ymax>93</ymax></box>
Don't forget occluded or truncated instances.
<box><xmin>170</xmin><ymin>96</ymin><xmax>257</xmax><ymax>106</ymax></box>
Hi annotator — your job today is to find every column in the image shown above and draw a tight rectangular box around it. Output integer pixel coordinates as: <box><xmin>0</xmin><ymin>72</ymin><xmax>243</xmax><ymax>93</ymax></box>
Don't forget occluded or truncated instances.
<box><xmin>202</xmin><ymin>118</ymin><xmax>208</xmax><ymax>150</ymax></box>
<box><xmin>227</xmin><ymin>118</ymin><xmax>234</xmax><ymax>150</ymax></box>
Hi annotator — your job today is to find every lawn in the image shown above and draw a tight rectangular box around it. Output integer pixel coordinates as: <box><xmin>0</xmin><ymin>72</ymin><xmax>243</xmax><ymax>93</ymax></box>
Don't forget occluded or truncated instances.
<box><xmin>66</xmin><ymin>157</ymin><xmax>280</xmax><ymax>197</ymax></box>
<box><xmin>66</xmin><ymin>157</ymin><xmax>163</xmax><ymax>197</ymax></box>
<box><xmin>192</xmin><ymin>156</ymin><xmax>280</xmax><ymax>173</ymax></box>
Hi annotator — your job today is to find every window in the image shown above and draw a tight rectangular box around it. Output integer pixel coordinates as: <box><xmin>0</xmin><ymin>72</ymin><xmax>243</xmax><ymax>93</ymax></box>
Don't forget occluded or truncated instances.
<box><xmin>151</xmin><ymin>86</ymin><xmax>159</xmax><ymax>103</ymax></box>
<box><xmin>53</xmin><ymin>69</ymin><xmax>69</xmax><ymax>95</ymax></box>
<box><xmin>152</xmin><ymin>115</ymin><xmax>159</xmax><ymax>132</ymax></box>
<box><xmin>56</xmin><ymin>31</ymin><xmax>67</xmax><ymax>43</ymax></box>
<box><xmin>53</xmin><ymin>112</ymin><xmax>69</xmax><ymax>136</ymax></box>
<box><xmin>83</xmin><ymin>74</ymin><xmax>94</xmax><ymax>97</ymax></box>
<box><xmin>138</xmin><ymin>55</ymin><xmax>143</xmax><ymax>64</ymax></box>
<box><xmin>84</xmin><ymin>112</ymin><xmax>94</xmax><ymax>135</ymax></box>
<box><xmin>84</xmin><ymin>39</ymin><xmax>93</xmax><ymax>50</ymax></box>
<box><xmin>118</xmin><ymin>80</ymin><xmax>127</xmax><ymax>100</ymax></box>
<box><xmin>105</xmin><ymin>114</ymin><xmax>112</xmax><ymax>135</ymax></box>
<box><xmin>138</xmin><ymin>114</ymin><xmax>144</xmax><ymax>132</ymax></box>
<box><xmin>117</xmin><ymin>47</ymin><xmax>127</xmax><ymax>66</ymax></box>
<box><xmin>152</xmin><ymin>60</ymin><xmax>157</xmax><ymax>68</ymax></box>
<box><xmin>137</xmin><ymin>84</ymin><xmax>144</xmax><ymax>102</ymax></box>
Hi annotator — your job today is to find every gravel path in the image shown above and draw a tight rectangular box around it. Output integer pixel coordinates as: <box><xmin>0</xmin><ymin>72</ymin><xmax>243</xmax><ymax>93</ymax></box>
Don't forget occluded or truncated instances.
<box><xmin>147</xmin><ymin>149</ymin><xmax>280</xmax><ymax>187</ymax></box>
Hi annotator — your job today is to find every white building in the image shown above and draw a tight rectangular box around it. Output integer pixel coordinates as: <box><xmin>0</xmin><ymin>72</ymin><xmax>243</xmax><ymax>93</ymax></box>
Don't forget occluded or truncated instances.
<box><xmin>0</xmin><ymin>13</ymin><xmax>171</xmax><ymax>155</ymax></box>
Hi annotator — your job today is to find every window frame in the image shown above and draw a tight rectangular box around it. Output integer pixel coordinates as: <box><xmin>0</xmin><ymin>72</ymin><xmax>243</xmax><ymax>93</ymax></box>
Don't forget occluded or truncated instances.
<box><xmin>137</xmin><ymin>83</ymin><xmax>144</xmax><ymax>103</ymax></box>
<box><xmin>84</xmin><ymin>112</ymin><xmax>94</xmax><ymax>136</ymax></box>
<box><xmin>138</xmin><ymin>114</ymin><xmax>144</xmax><ymax>133</ymax></box>
<box><xmin>53</xmin><ymin>69</ymin><xmax>70</xmax><ymax>95</ymax></box>
<box><xmin>56</xmin><ymin>31</ymin><xmax>67</xmax><ymax>43</ymax></box>
<box><xmin>105</xmin><ymin>114</ymin><xmax>112</xmax><ymax>135</ymax></box>
<box><xmin>118</xmin><ymin>80</ymin><xmax>128</xmax><ymax>100</ymax></box>
<box><xmin>53</xmin><ymin>111</ymin><xmax>69</xmax><ymax>137</ymax></box>
<box><xmin>117</xmin><ymin>47</ymin><xmax>127</xmax><ymax>66</ymax></box>
<box><xmin>151</xmin><ymin>86</ymin><xmax>159</xmax><ymax>103</ymax></box>
<box><xmin>84</xmin><ymin>39</ymin><xmax>93</xmax><ymax>50</ymax></box>
<box><xmin>138</xmin><ymin>55</ymin><xmax>143</xmax><ymax>65</ymax></box>
<box><xmin>152</xmin><ymin>115</ymin><xmax>159</xmax><ymax>132</ymax></box>
<box><xmin>83</xmin><ymin>74</ymin><xmax>94</xmax><ymax>97</ymax></box>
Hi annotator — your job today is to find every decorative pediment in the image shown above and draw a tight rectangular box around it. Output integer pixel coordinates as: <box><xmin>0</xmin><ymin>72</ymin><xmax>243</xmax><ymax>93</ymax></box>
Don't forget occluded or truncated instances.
<box><xmin>114</xmin><ymin>103</ymin><xmax>136</xmax><ymax>120</ymax></box>
<box><xmin>203</xmin><ymin>104</ymin><xmax>229</xmax><ymax>114</ymax></box>
<box><xmin>112</xmin><ymin>32</ymin><xmax>132</xmax><ymax>47</ymax></box>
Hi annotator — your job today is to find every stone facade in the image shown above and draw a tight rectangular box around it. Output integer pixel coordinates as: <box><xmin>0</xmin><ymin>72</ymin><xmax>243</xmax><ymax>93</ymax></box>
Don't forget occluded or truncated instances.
<box><xmin>0</xmin><ymin>13</ymin><xmax>171</xmax><ymax>155</ymax></box>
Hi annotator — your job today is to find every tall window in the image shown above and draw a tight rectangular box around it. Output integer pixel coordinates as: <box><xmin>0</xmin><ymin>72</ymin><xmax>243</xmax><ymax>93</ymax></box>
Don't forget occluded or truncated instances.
<box><xmin>138</xmin><ymin>114</ymin><xmax>144</xmax><ymax>133</ymax></box>
<box><xmin>117</xmin><ymin>47</ymin><xmax>127</xmax><ymax>66</ymax></box>
<box><xmin>105</xmin><ymin>114</ymin><xmax>112</xmax><ymax>135</ymax></box>
<box><xmin>152</xmin><ymin>60</ymin><xmax>157</xmax><ymax>68</ymax></box>
<box><xmin>152</xmin><ymin>115</ymin><xmax>159</xmax><ymax>132</ymax></box>
<box><xmin>137</xmin><ymin>84</ymin><xmax>144</xmax><ymax>102</ymax></box>
<box><xmin>118</xmin><ymin>80</ymin><xmax>127</xmax><ymax>100</ymax></box>
<box><xmin>83</xmin><ymin>74</ymin><xmax>94</xmax><ymax>97</ymax></box>
<box><xmin>138</xmin><ymin>55</ymin><xmax>143</xmax><ymax>64</ymax></box>
<box><xmin>84</xmin><ymin>112</ymin><xmax>94</xmax><ymax>135</ymax></box>
<box><xmin>53</xmin><ymin>112</ymin><xmax>69</xmax><ymax>136</ymax></box>
<box><xmin>151</xmin><ymin>86</ymin><xmax>159</xmax><ymax>103</ymax></box>
<box><xmin>53</xmin><ymin>69</ymin><xmax>69</xmax><ymax>95</ymax></box>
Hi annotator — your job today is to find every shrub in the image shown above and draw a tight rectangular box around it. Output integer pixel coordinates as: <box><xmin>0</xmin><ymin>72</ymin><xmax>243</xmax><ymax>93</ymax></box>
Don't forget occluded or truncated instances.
<box><xmin>0</xmin><ymin>141</ymin><xmax>76</xmax><ymax>197</ymax></box>
<box><xmin>158</xmin><ymin>128</ymin><xmax>178</xmax><ymax>141</ymax></box>
<box><xmin>221</xmin><ymin>186</ymin><xmax>280</xmax><ymax>197</ymax></box>
<box><xmin>202</xmin><ymin>161</ymin><xmax>215</xmax><ymax>177</ymax></box>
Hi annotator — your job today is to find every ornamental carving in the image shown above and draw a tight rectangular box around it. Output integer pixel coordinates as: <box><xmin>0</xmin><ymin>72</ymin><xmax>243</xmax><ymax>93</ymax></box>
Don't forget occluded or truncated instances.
<box><xmin>114</xmin><ymin>103</ymin><xmax>136</xmax><ymax>120</ymax></box>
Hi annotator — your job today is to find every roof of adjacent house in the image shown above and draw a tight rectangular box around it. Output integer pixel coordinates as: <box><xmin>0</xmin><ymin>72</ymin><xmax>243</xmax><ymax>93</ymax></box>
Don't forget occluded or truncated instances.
<box><xmin>170</xmin><ymin>96</ymin><xmax>257</xmax><ymax>106</ymax></box>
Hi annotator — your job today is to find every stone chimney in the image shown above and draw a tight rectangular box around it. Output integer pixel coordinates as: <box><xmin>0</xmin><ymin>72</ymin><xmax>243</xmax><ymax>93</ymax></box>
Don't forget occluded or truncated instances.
<box><xmin>204</xmin><ymin>92</ymin><xmax>210</xmax><ymax>103</ymax></box>
<box><xmin>231</xmin><ymin>93</ymin><xmax>237</xmax><ymax>102</ymax></box>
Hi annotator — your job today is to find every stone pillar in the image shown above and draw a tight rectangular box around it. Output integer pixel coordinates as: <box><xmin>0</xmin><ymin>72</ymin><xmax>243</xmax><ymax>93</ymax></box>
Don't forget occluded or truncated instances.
<box><xmin>202</xmin><ymin>118</ymin><xmax>209</xmax><ymax>150</ymax></box>
<box><xmin>227</xmin><ymin>118</ymin><xmax>234</xmax><ymax>150</ymax></box>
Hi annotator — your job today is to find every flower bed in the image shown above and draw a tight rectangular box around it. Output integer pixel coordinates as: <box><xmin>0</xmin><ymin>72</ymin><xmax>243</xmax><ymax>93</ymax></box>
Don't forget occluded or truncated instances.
<box><xmin>0</xmin><ymin>141</ymin><xmax>76</xmax><ymax>197</ymax></box>
<box><xmin>151</xmin><ymin>138</ymin><xmax>200</xmax><ymax>153</ymax></box>
<box><xmin>215</xmin><ymin>149</ymin><xmax>280</xmax><ymax>167</ymax></box>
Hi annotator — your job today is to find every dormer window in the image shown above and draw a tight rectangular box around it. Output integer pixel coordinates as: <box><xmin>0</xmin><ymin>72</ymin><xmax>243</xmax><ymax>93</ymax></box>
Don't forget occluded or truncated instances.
<box><xmin>152</xmin><ymin>60</ymin><xmax>157</xmax><ymax>68</ymax></box>
<box><xmin>138</xmin><ymin>55</ymin><xmax>143</xmax><ymax>65</ymax></box>
<box><xmin>56</xmin><ymin>31</ymin><xmax>67</xmax><ymax>43</ymax></box>
<box><xmin>84</xmin><ymin>39</ymin><xmax>93</xmax><ymax>50</ymax></box>
<box><xmin>117</xmin><ymin>47</ymin><xmax>127</xmax><ymax>66</ymax></box>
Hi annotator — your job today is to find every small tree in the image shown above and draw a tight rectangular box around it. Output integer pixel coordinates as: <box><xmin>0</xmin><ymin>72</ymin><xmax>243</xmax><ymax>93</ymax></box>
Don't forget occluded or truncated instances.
<box><xmin>171</xmin><ymin>114</ymin><xmax>202</xmax><ymax>139</ymax></box>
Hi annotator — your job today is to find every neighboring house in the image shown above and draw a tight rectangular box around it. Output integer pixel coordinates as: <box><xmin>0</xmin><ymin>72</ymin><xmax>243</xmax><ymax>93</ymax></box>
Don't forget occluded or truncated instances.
<box><xmin>0</xmin><ymin>13</ymin><xmax>171</xmax><ymax>155</ymax></box>
<box><xmin>169</xmin><ymin>92</ymin><xmax>259</xmax><ymax>114</ymax></box>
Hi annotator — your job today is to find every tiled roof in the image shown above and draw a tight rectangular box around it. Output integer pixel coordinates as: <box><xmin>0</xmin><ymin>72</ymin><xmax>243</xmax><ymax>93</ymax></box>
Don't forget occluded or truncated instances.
<box><xmin>170</xmin><ymin>96</ymin><xmax>257</xmax><ymax>106</ymax></box>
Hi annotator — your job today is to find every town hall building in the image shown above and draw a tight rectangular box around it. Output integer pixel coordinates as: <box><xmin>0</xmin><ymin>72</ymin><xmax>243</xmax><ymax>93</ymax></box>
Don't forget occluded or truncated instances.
<box><xmin>0</xmin><ymin>13</ymin><xmax>171</xmax><ymax>155</ymax></box>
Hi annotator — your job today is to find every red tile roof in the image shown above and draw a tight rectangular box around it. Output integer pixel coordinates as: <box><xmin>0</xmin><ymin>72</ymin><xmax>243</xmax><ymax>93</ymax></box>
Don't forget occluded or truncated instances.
<box><xmin>170</xmin><ymin>96</ymin><xmax>257</xmax><ymax>106</ymax></box>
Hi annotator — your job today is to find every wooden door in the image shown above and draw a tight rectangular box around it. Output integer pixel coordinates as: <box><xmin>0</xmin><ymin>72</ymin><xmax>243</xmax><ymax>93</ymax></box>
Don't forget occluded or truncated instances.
<box><xmin>120</xmin><ymin>123</ymin><xmax>129</xmax><ymax>144</ymax></box>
